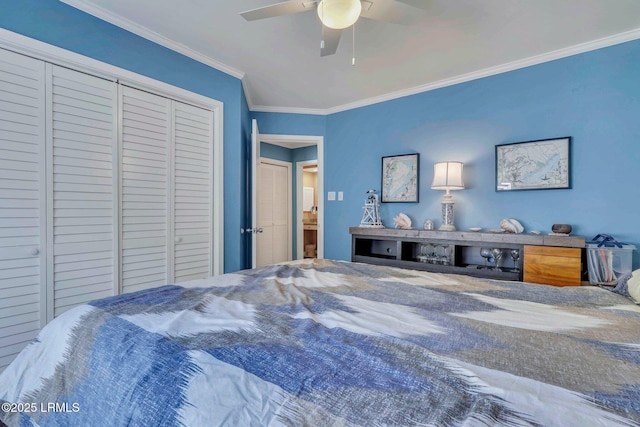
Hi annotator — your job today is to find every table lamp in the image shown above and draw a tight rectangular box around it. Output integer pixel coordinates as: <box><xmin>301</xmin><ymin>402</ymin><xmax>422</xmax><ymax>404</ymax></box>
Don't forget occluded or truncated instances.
<box><xmin>431</xmin><ymin>162</ymin><xmax>464</xmax><ymax>231</ymax></box>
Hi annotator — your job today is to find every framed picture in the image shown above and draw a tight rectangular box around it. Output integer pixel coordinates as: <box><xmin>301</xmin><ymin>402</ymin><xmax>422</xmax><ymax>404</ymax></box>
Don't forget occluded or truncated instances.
<box><xmin>496</xmin><ymin>137</ymin><xmax>571</xmax><ymax>191</ymax></box>
<box><xmin>381</xmin><ymin>153</ymin><xmax>419</xmax><ymax>202</ymax></box>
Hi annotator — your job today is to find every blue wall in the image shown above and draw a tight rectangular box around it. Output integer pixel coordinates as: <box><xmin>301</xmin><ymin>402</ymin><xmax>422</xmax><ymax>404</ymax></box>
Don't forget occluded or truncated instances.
<box><xmin>258</xmin><ymin>40</ymin><xmax>640</xmax><ymax>268</ymax></box>
<box><xmin>260</xmin><ymin>142</ymin><xmax>293</xmax><ymax>162</ymax></box>
<box><xmin>3</xmin><ymin>2</ymin><xmax>639</xmax><ymax>271</ymax></box>
<box><xmin>251</xmin><ymin>112</ymin><xmax>327</xmax><ymax>136</ymax></box>
<box><xmin>0</xmin><ymin>0</ymin><xmax>248</xmax><ymax>272</ymax></box>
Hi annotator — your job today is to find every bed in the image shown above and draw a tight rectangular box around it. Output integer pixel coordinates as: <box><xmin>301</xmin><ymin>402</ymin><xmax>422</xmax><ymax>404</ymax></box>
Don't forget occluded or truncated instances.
<box><xmin>1</xmin><ymin>259</ymin><xmax>640</xmax><ymax>426</ymax></box>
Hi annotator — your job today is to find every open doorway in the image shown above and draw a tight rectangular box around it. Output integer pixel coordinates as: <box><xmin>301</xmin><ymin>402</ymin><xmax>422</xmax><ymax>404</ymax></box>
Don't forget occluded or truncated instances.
<box><xmin>298</xmin><ymin>162</ymin><xmax>318</xmax><ymax>259</ymax></box>
<box><xmin>253</xmin><ymin>129</ymin><xmax>324</xmax><ymax>266</ymax></box>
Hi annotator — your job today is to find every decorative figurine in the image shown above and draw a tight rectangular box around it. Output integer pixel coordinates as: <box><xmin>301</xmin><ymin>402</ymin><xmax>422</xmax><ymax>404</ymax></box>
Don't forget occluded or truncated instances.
<box><xmin>551</xmin><ymin>224</ymin><xmax>572</xmax><ymax>235</ymax></box>
<box><xmin>360</xmin><ymin>189</ymin><xmax>384</xmax><ymax>228</ymax></box>
<box><xmin>500</xmin><ymin>218</ymin><xmax>524</xmax><ymax>234</ymax></box>
<box><xmin>423</xmin><ymin>219</ymin><xmax>434</xmax><ymax>230</ymax></box>
<box><xmin>393</xmin><ymin>213</ymin><xmax>412</xmax><ymax>229</ymax></box>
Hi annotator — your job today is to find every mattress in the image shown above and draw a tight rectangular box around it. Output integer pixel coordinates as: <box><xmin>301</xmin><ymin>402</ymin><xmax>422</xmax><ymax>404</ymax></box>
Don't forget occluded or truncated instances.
<box><xmin>1</xmin><ymin>259</ymin><xmax>640</xmax><ymax>426</ymax></box>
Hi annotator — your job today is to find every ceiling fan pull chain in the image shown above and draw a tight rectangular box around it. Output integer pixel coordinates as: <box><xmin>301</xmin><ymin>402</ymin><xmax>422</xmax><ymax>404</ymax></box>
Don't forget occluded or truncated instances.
<box><xmin>352</xmin><ymin>23</ymin><xmax>356</xmax><ymax>66</ymax></box>
<box><xmin>321</xmin><ymin>0</ymin><xmax>325</xmax><ymax>50</ymax></box>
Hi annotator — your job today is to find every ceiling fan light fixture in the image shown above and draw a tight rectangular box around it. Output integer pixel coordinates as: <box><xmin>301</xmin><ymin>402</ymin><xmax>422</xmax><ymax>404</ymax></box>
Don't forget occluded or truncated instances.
<box><xmin>317</xmin><ymin>0</ymin><xmax>362</xmax><ymax>29</ymax></box>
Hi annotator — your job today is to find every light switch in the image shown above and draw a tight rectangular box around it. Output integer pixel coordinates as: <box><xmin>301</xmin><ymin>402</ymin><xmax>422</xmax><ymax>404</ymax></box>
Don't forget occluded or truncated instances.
<box><xmin>338</xmin><ymin>191</ymin><xmax>343</xmax><ymax>201</ymax></box>
<box><xmin>328</xmin><ymin>191</ymin><xmax>336</xmax><ymax>201</ymax></box>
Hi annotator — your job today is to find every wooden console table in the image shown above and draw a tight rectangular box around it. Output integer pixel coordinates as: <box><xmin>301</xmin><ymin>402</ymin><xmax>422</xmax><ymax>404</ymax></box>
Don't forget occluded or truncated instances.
<box><xmin>350</xmin><ymin>227</ymin><xmax>586</xmax><ymax>285</ymax></box>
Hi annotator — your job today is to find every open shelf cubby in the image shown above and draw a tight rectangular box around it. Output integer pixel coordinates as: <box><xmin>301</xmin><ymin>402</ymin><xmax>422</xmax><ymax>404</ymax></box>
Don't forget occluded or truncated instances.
<box><xmin>350</xmin><ymin>227</ymin><xmax>586</xmax><ymax>282</ymax></box>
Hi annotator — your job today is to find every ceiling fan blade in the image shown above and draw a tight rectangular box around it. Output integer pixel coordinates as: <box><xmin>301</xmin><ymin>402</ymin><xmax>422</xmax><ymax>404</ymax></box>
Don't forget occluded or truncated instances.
<box><xmin>359</xmin><ymin>0</ymin><xmax>401</xmax><ymax>23</ymax></box>
<box><xmin>240</xmin><ymin>1</ymin><xmax>317</xmax><ymax>21</ymax></box>
<box><xmin>394</xmin><ymin>0</ymin><xmax>431</xmax><ymax>10</ymax></box>
<box><xmin>320</xmin><ymin>27</ymin><xmax>342</xmax><ymax>57</ymax></box>
<box><xmin>360</xmin><ymin>0</ymin><xmax>421</xmax><ymax>24</ymax></box>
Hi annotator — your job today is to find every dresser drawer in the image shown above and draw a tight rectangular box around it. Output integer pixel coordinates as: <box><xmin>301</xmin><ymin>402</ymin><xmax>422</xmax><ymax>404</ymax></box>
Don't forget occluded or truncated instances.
<box><xmin>523</xmin><ymin>245</ymin><xmax>582</xmax><ymax>286</ymax></box>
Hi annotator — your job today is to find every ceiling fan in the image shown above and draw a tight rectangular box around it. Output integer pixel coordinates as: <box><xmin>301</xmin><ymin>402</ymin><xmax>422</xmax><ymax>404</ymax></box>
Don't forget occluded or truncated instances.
<box><xmin>240</xmin><ymin>0</ymin><xmax>424</xmax><ymax>57</ymax></box>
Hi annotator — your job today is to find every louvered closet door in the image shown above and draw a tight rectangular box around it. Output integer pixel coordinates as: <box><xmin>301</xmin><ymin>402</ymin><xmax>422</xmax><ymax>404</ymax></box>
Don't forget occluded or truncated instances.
<box><xmin>173</xmin><ymin>102</ymin><xmax>212</xmax><ymax>282</ymax></box>
<box><xmin>0</xmin><ymin>49</ymin><xmax>45</xmax><ymax>371</ymax></box>
<box><xmin>120</xmin><ymin>86</ymin><xmax>169</xmax><ymax>293</ymax></box>
<box><xmin>49</xmin><ymin>65</ymin><xmax>117</xmax><ymax>318</ymax></box>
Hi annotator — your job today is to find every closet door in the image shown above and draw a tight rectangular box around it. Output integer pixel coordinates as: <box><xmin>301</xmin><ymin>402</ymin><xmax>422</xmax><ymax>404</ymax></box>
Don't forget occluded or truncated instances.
<box><xmin>49</xmin><ymin>65</ymin><xmax>117</xmax><ymax>318</ymax></box>
<box><xmin>0</xmin><ymin>49</ymin><xmax>45</xmax><ymax>371</ymax></box>
<box><xmin>120</xmin><ymin>89</ymin><xmax>213</xmax><ymax>290</ymax></box>
<box><xmin>120</xmin><ymin>86</ymin><xmax>170</xmax><ymax>293</ymax></box>
<box><xmin>173</xmin><ymin>102</ymin><xmax>213</xmax><ymax>282</ymax></box>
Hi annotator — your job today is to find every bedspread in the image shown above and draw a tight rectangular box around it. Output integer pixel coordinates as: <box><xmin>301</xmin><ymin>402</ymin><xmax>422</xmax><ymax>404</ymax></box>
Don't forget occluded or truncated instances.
<box><xmin>2</xmin><ymin>259</ymin><xmax>640</xmax><ymax>426</ymax></box>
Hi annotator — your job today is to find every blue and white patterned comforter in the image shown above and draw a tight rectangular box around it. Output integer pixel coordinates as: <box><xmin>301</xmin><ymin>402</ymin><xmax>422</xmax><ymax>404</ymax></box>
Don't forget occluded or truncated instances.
<box><xmin>2</xmin><ymin>259</ymin><xmax>640</xmax><ymax>426</ymax></box>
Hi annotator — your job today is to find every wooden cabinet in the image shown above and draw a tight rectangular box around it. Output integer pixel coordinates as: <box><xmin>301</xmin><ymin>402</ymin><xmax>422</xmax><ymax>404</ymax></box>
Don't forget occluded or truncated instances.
<box><xmin>303</xmin><ymin>224</ymin><xmax>318</xmax><ymax>258</ymax></box>
<box><xmin>350</xmin><ymin>227</ymin><xmax>585</xmax><ymax>285</ymax></box>
<box><xmin>523</xmin><ymin>245</ymin><xmax>582</xmax><ymax>286</ymax></box>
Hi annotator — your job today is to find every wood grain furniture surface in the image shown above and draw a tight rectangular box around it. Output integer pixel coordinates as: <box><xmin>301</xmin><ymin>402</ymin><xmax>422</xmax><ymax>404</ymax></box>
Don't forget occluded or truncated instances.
<box><xmin>523</xmin><ymin>245</ymin><xmax>583</xmax><ymax>286</ymax></box>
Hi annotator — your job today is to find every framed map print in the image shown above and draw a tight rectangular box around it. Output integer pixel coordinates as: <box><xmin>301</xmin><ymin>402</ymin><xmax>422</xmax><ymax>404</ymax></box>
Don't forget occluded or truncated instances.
<box><xmin>381</xmin><ymin>153</ymin><xmax>419</xmax><ymax>202</ymax></box>
<box><xmin>496</xmin><ymin>137</ymin><xmax>571</xmax><ymax>191</ymax></box>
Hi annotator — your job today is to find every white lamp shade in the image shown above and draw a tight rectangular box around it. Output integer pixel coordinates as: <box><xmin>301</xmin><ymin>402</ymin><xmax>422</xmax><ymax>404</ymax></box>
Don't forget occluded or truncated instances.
<box><xmin>431</xmin><ymin>162</ymin><xmax>464</xmax><ymax>190</ymax></box>
<box><xmin>317</xmin><ymin>0</ymin><xmax>362</xmax><ymax>29</ymax></box>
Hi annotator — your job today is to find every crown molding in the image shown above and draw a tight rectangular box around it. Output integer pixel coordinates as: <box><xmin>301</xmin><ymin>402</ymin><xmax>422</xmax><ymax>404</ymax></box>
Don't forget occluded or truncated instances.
<box><xmin>0</xmin><ymin>26</ymin><xmax>226</xmax><ymax>275</ymax></box>
<box><xmin>55</xmin><ymin>1</ymin><xmax>640</xmax><ymax>116</ymax></box>
<box><xmin>250</xmin><ymin>104</ymin><xmax>327</xmax><ymax>116</ymax></box>
<box><xmin>241</xmin><ymin>78</ymin><xmax>254</xmax><ymax>110</ymax></box>
<box><xmin>60</xmin><ymin>0</ymin><xmax>245</xmax><ymax>80</ymax></box>
<box><xmin>0</xmin><ymin>28</ymin><xmax>223</xmax><ymax>111</ymax></box>
<box><xmin>258</xmin><ymin>27</ymin><xmax>640</xmax><ymax>116</ymax></box>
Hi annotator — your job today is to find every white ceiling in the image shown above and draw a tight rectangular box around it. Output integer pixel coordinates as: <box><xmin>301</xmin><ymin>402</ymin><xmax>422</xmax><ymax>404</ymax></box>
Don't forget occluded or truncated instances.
<box><xmin>62</xmin><ymin>0</ymin><xmax>640</xmax><ymax>114</ymax></box>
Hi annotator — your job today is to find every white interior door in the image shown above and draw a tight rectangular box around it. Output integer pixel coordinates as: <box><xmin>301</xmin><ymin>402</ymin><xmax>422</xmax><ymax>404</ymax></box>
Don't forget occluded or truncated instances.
<box><xmin>120</xmin><ymin>85</ymin><xmax>170</xmax><ymax>294</ymax></box>
<box><xmin>250</xmin><ymin>119</ymin><xmax>260</xmax><ymax>268</ymax></box>
<box><xmin>173</xmin><ymin>101</ymin><xmax>213</xmax><ymax>282</ymax></box>
<box><xmin>121</xmin><ymin>86</ymin><xmax>214</xmax><ymax>289</ymax></box>
<box><xmin>48</xmin><ymin>64</ymin><xmax>118</xmax><ymax>318</ymax></box>
<box><xmin>257</xmin><ymin>160</ymin><xmax>291</xmax><ymax>267</ymax></box>
<box><xmin>0</xmin><ymin>49</ymin><xmax>46</xmax><ymax>372</ymax></box>
<box><xmin>0</xmin><ymin>42</ymin><xmax>223</xmax><ymax>372</ymax></box>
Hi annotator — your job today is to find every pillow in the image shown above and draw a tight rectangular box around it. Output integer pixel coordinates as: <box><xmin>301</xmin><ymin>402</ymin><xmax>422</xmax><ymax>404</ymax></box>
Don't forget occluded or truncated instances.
<box><xmin>611</xmin><ymin>269</ymin><xmax>640</xmax><ymax>304</ymax></box>
<box><xmin>627</xmin><ymin>269</ymin><xmax>640</xmax><ymax>303</ymax></box>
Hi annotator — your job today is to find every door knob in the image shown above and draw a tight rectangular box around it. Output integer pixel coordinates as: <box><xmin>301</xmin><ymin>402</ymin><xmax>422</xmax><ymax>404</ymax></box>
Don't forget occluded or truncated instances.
<box><xmin>30</xmin><ymin>248</ymin><xmax>40</xmax><ymax>256</ymax></box>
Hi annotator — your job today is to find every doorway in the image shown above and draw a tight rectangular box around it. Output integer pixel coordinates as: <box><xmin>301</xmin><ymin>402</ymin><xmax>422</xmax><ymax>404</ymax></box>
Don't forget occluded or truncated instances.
<box><xmin>251</xmin><ymin>122</ymin><xmax>323</xmax><ymax>267</ymax></box>
<box><xmin>298</xmin><ymin>161</ymin><xmax>318</xmax><ymax>259</ymax></box>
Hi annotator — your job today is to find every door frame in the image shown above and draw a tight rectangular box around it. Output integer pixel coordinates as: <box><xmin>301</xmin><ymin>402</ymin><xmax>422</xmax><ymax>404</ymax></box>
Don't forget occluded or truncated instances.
<box><xmin>256</xmin><ymin>132</ymin><xmax>324</xmax><ymax>262</ymax></box>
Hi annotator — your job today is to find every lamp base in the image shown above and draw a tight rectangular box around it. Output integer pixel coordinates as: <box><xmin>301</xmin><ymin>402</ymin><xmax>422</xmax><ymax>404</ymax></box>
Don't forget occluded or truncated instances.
<box><xmin>440</xmin><ymin>195</ymin><xmax>456</xmax><ymax>232</ymax></box>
